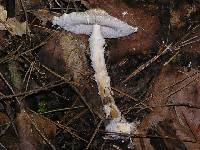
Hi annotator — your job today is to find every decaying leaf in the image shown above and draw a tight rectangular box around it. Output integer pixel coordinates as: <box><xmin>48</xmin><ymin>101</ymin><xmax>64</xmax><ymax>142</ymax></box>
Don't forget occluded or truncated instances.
<box><xmin>0</xmin><ymin>5</ymin><xmax>7</xmax><ymax>30</ymax></box>
<box><xmin>15</xmin><ymin>109</ymin><xmax>56</xmax><ymax>150</ymax></box>
<box><xmin>170</xmin><ymin>10</ymin><xmax>184</xmax><ymax>28</ymax></box>
<box><xmin>0</xmin><ymin>5</ymin><xmax>30</xmax><ymax>36</ymax></box>
<box><xmin>134</xmin><ymin>66</ymin><xmax>200</xmax><ymax>150</ymax></box>
<box><xmin>39</xmin><ymin>31</ymin><xmax>89</xmax><ymax>82</ymax></box>
<box><xmin>170</xmin><ymin>2</ymin><xmax>198</xmax><ymax>29</ymax></box>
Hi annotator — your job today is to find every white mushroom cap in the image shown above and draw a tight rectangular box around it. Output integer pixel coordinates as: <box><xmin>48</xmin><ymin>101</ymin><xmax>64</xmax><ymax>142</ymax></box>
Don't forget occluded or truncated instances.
<box><xmin>52</xmin><ymin>9</ymin><xmax>138</xmax><ymax>38</ymax></box>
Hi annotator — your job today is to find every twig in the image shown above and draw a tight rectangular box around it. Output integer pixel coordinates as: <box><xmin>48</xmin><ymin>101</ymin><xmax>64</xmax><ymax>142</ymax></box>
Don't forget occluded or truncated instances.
<box><xmin>123</xmin><ymin>25</ymin><xmax>200</xmax><ymax>83</ymax></box>
<box><xmin>163</xmin><ymin>77</ymin><xmax>197</xmax><ymax>101</ymax></box>
<box><xmin>148</xmin><ymin>103</ymin><xmax>200</xmax><ymax>109</ymax></box>
<box><xmin>41</xmin><ymin>64</ymin><xmax>96</xmax><ymax>119</ymax></box>
<box><xmin>20</xmin><ymin>42</ymin><xmax>47</xmax><ymax>55</ymax></box>
<box><xmin>160</xmin><ymin>70</ymin><xmax>199</xmax><ymax>93</ymax></box>
<box><xmin>86</xmin><ymin>119</ymin><xmax>103</xmax><ymax>150</ymax></box>
<box><xmin>0</xmin><ymin>72</ymin><xmax>19</xmax><ymax>137</ymax></box>
<box><xmin>0</xmin><ymin>44</ymin><xmax>23</xmax><ymax>64</ymax></box>
<box><xmin>181</xmin><ymin>112</ymin><xmax>197</xmax><ymax>142</ymax></box>
<box><xmin>71</xmin><ymin>85</ymin><xmax>96</xmax><ymax>119</ymax></box>
<box><xmin>65</xmin><ymin>109</ymin><xmax>88</xmax><ymax>126</ymax></box>
<box><xmin>25</xmin><ymin>111</ymin><xmax>56</xmax><ymax>150</ymax></box>
<box><xmin>27</xmin><ymin>108</ymin><xmax>88</xmax><ymax>142</ymax></box>
<box><xmin>23</xmin><ymin>61</ymin><xmax>35</xmax><ymax>91</ymax></box>
<box><xmin>22</xmin><ymin>55</ymin><xmax>97</xmax><ymax>121</ymax></box>
<box><xmin>163</xmin><ymin>50</ymin><xmax>179</xmax><ymax>66</ymax></box>
<box><xmin>0</xmin><ymin>80</ymin><xmax>67</xmax><ymax>101</ymax></box>
<box><xmin>105</xmin><ymin>133</ymin><xmax>198</xmax><ymax>144</ymax></box>
<box><xmin>0</xmin><ymin>143</ymin><xmax>7</xmax><ymax>150</ymax></box>
<box><xmin>122</xmin><ymin>44</ymin><xmax>172</xmax><ymax>83</ymax></box>
<box><xmin>0</xmin><ymin>42</ymin><xmax>46</xmax><ymax>65</ymax></box>
<box><xmin>40</xmin><ymin>106</ymin><xmax>85</xmax><ymax>115</ymax></box>
<box><xmin>59</xmin><ymin>87</ymin><xmax>86</xmax><ymax>123</ymax></box>
<box><xmin>112</xmin><ymin>87</ymin><xmax>140</xmax><ymax>102</ymax></box>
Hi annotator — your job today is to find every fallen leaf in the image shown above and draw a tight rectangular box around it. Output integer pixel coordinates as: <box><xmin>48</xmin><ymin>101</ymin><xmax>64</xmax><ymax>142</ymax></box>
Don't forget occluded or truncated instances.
<box><xmin>0</xmin><ymin>5</ymin><xmax>30</xmax><ymax>36</ymax></box>
<box><xmin>170</xmin><ymin>2</ymin><xmax>198</xmax><ymax>29</ymax></box>
<box><xmin>39</xmin><ymin>31</ymin><xmax>89</xmax><ymax>82</ymax></box>
<box><xmin>134</xmin><ymin>66</ymin><xmax>200</xmax><ymax>149</ymax></box>
<box><xmin>15</xmin><ymin>109</ymin><xmax>56</xmax><ymax>150</ymax></box>
<box><xmin>0</xmin><ymin>5</ymin><xmax>7</xmax><ymax>30</ymax></box>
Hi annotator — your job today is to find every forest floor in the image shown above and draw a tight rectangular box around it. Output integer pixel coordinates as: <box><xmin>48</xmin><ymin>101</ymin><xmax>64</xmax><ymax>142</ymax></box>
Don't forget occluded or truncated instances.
<box><xmin>0</xmin><ymin>0</ymin><xmax>199</xmax><ymax>150</ymax></box>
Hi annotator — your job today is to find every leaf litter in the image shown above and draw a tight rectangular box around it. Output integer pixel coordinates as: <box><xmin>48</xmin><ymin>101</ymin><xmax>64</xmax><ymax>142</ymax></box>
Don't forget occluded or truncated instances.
<box><xmin>0</xmin><ymin>0</ymin><xmax>199</xmax><ymax>149</ymax></box>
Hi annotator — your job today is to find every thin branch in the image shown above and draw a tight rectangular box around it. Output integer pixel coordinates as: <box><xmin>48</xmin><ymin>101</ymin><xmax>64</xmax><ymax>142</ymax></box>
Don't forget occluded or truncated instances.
<box><xmin>40</xmin><ymin>106</ymin><xmax>85</xmax><ymax>115</ymax></box>
<box><xmin>0</xmin><ymin>80</ymin><xmax>67</xmax><ymax>101</ymax></box>
<box><xmin>27</xmin><ymin>108</ymin><xmax>88</xmax><ymax>143</ymax></box>
<box><xmin>122</xmin><ymin>44</ymin><xmax>172</xmax><ymax>83</ymax></box>
<box><xmin>25</xmin><ymin>111</ymin><xmax>56</xmax><ymax>150</ymax></box>
<box><xmin>86</xmin><ymin>119</ymin><xmax>103</xmax><ymax>150</ymax></box>
<box><xmin>148</xmin><ymin>103</ymin><xmax>200</xmax><ymax>109</ymax></box>
<box><xmin>160</xmin><ymin>70</ymin><xmax>199</xmax><ymax>93</ymax></box>
<box><xmin>105</xmin><ymin>133</ymin><xmax>198</xmax><ymax>144</ymax></box>
<box><xmin>41</xmin><ymin>64</ymin><xmax>96</xmax><ymax>119</ymax></box>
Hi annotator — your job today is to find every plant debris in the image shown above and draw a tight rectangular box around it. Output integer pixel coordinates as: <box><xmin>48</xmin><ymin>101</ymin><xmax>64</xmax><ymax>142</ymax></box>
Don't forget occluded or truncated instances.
<box><xmin>0</xmin><ymin>5</ymin><xmax>29</xmax><ymax>36</ymax></box>
<box><xmin>0</xmin><ymin>0</ymin><xmax>199</xmax><ymax>149</ymax></box>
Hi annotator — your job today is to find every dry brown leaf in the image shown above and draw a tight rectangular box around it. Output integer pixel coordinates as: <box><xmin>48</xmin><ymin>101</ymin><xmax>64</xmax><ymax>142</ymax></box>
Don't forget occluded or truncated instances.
<box><xmin>39</xmin><ymin>31</ymin><xmax>89</xmax><ymax>82</ymax></box>
<box><xmin>15</xmin><ymin>109</ymin><xmax>56</xmax><ymax>150</ymax></box>
<box><xmin>0</xmin><ymin>5</ymin><xmax>7</xmax><ymax>30</ymax></box>
<box><xmin>0</xmin><ymin>112</ymin><xmax>20</xmax><ymax>150</ymax></box>
<box><xmin>134</xmin><ymin>66</ymin><xmax>200</xmax><ymax>150</ymax></box>
<box><xmin>0</xmin><ymin>5</ymin><xmax>30</xmax><ymax>36</ymax></box>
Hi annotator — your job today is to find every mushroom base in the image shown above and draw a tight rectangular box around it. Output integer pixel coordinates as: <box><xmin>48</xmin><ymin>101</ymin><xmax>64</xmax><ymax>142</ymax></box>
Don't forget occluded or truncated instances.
<box><xmin>105</xmin><ymin>120</ymin><xmax>138</xmax><ymax>136</ymax></box>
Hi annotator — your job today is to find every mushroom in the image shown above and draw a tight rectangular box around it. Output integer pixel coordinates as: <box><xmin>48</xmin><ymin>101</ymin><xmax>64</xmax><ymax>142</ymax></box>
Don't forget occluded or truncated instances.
<box><xmin>52</xmin><ymin>9</ymin><xmax>138</xmax><ymax>136</ymax></box>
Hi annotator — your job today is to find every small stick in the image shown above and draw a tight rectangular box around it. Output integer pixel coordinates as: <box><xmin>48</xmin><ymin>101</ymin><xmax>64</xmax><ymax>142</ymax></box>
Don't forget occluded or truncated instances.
<box><xmin>27</xmin><ymin>108</ymin><xmax>88</xmax><ymax>142</ymax></box>
<box><xmin>25</xmin><ymin>111</ymin><xmax>56</xmax><ymax>150</ymax></box>
<box><xmin>0</xmin><ymin>80</ymin><xmax>67</xmax><ymax>101</ymax></box>
<box><xmin>86</xmin><ymin>119</ymin><xmax>103</xmax><ymax>150</ymax></box>
<box><xmin>123</xmin><ymin>44</ymin><xmax>172</xmax><ymax>83</ymax></box>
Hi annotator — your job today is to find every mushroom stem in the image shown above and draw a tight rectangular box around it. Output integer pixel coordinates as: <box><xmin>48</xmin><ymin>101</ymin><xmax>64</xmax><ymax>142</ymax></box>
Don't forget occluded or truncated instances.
<box><xmin>89</xmin><ymin>24</ymin><xmax>121</xmax><ymax>120</ymax></box>
<box><xmin>89</xmin><ymin>25</ymin><xmax>137</xmax><ymax>136</ymax></box>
